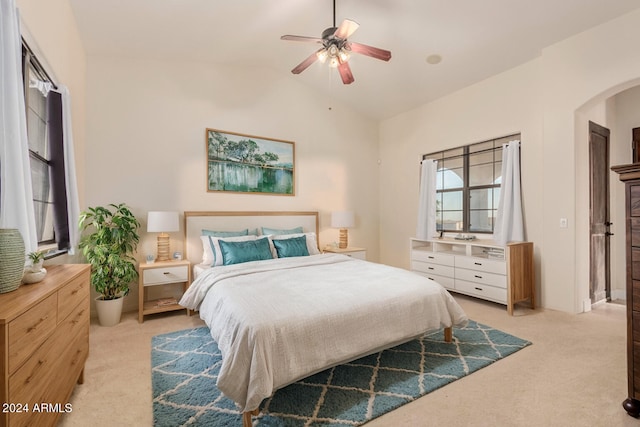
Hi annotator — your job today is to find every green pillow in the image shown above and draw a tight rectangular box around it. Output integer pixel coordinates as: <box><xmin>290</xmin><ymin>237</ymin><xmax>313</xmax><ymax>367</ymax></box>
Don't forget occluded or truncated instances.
<box><xmin>202</xmin><ymin>228</ymin><xmax>258</xmax><ymax>237</ymax></box>
<box><xmin>261</xmin><ymin>226</ymin><xmax>303</xmax><ymax>236</ymax></box>
<box><xmin>273</xmin><ymin>235</ymin><xmax>309</xmax><ymax>258</ymax></box>
<box><xmin>219</xmin><ymin>237</ymin><xmax>273</xmax><ymax>265</ymax></box>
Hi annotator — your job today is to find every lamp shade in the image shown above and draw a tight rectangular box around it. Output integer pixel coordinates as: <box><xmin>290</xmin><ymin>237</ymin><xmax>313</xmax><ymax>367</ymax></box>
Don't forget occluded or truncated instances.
<box><xmin>331</xmin><ymin>211</ymin><xmax>355</xmax><ymax>229</ymax></box>
<box><xmin>147</xmin><ymin>211</ymin><xmax>179</xmax><ymax>233</ymax></box>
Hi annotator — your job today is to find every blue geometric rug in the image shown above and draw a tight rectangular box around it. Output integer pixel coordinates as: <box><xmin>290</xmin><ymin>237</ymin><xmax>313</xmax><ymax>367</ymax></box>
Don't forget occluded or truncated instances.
<box><xmin>151</xmin><ymin>320</ymin><xmax>531</xmax><ymax>426</ymax></box>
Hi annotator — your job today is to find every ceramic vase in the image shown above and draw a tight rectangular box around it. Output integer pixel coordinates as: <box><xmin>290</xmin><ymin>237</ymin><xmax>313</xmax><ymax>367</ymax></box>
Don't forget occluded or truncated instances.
<box><xmin>0</xmin><ymin>229</ymin><xmax>25</xmax><ymax>293</ymax></box>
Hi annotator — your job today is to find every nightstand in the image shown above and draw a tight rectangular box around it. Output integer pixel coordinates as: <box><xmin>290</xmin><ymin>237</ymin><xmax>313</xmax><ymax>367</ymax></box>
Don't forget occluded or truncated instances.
<box><xmin>138</xmin><ymin>259</ymin><xmax>191</xmax><ymax>323</ymax></box>
<box><xmin>323</xmin><ymin>246</ymin><xmax>367</xmax><ymax>260</ymax></box>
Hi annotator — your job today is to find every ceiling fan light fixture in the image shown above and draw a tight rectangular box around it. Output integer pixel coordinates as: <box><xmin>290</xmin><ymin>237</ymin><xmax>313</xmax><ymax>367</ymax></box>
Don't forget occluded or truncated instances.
<box><xmin>317</xmin><ymin>49</ymin><xmax>329</xmax><ymax>63</ymax></box>
<box><xmin>328</xmin><ymin>56</ymin><xmax>340</xmax><ymax>68</ymax></box>
<box><xmin>338</xmin><ymin>48</ymin><xmax>350</xmax><ymax>62</ymax></box>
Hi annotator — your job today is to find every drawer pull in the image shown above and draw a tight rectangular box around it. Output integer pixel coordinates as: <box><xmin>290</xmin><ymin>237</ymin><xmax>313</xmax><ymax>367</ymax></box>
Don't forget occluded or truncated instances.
<box><xmin>428</xmin><ymin>256</ymin><xmax>434</xmax><ymax>259</ymax></box>
<box><xmin>163</xmin><ymin>272</ymin><xmax>171</xmax><ymax>275</ymax></box>
<box><xmin>474</xmin><ymin>262</ymin><xmax>482</xmax><ymax>266</ymax></box>
<box><xmin>27</xmin><ymin>316</ymin><xmax>48</xmax><ymax>332</ymax></box>
<box><xmin>474</xmin><ymin>275</ymin><xmax>483</xmax><ymax>279</ymax></box>
<box><xmin>71</xmin><ymin>288</ymin><xmax>80</xmax><ymax>295</ymax></box>
<box><xmin>428</xmin><ymin>267</ymin><xmax>434</xmax><ymax>270</ymax></box>
<box><xmin>475</xmin><ymin>287</ymin><xmax>483</xmax><ymax>291</ymax></box>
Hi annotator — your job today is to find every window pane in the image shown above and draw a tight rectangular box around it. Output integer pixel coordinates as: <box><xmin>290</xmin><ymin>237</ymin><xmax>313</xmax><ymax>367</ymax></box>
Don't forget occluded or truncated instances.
<box><xmin>29</xmin><ymin>157</ymin><xmax>50</xmax><ymax>202</ymax></box>
<box><xmin>440</xmin><ymin>190</ymin><xmax>463</xmax><ymax>211</ymax></box>
<box><xmin>494</xmin><ymin>161</ymin><xmax>502</xmax><ymax>184</ymax></box>
<box><xmin>437</xmin><ymin>156</ymin><xmax>464</xmax><ymax>190</ymax></box>
<box><xmin>469</xmin><ymin>209</ymin><xmax>496</xmax><ymax>232</ymax></box>
<box><xmin>33</xmin><ymin>200</ymin><xmax>55</xmax><ymax>242</ymax></box>
<box><xmin>438</xmin><ymin>211</ymin><xmax>463</xmax><ymax>231</ymax></box>
<box><xmin>469</xmin><ymin>140</ymin><xmax>493</xmax><ymax>153</ymax></box>
<box><xmin>26</xmin><ymin>66</ymin><xmax>48</xmax><ymax>158</ymax></box>
<box><xmin>469</xmin><ymin>188</ymin><xmax>493</xmax><ymax>210</ymax></box>
<box><xmin>469</xmin><ymin>163</ymin><xmax>495</xmax><ymax>186</ymax></box>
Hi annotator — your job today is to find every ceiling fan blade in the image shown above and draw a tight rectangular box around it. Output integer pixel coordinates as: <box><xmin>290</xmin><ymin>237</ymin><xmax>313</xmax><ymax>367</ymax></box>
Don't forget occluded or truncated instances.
<box><xmin>349</xmin><ymin>42</ymin><xmax>392</xmax><ymax>61</ymax></box>
<box><xmin>334</xmin><ymin>19</ymin><xmax>359</xmax><ymax>39</ymax></box>
<box><xmin>281</xmin><ymin>35</ymin><xmax>323</xmax><ymax>43</ymax></box>
<box><xmin>291</xmin><ymin>48</ymin><xmax>323</xmax><ymax>74</ymax></box>
<box><xmin>337</xmin><ymin>61</ymin><xmax>355</xmax><ymax>85</ymax></box>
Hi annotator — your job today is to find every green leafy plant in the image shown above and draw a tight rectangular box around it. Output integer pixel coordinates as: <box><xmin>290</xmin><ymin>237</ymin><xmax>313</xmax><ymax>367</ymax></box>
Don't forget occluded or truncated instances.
<box><xmin>78</xmin><ymin>203</ymin><xmax>140</xmax><ymax>300</ymax></box>
<box><xmin>27</xmin><ymin>250</ymin><xmax>44</xmax><ymax>264</ymax></box>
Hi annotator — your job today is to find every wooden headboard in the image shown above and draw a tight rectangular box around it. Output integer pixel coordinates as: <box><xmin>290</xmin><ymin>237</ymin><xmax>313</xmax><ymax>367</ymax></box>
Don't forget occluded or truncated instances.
<box><xmin>184</xmin><ymin>211</ymin><xmax>319</xmax><ymax>266</ymax></box>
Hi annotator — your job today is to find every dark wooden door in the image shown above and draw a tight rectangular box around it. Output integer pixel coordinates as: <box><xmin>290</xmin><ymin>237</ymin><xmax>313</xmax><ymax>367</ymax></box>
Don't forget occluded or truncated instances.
<box><xmin>633</xmin><ymin>127</ymin><xmax>640</xmax><ymax>163</ymax></box>
<box><xmin>589</xmin><ymin>121</ymin><xmax>611</xmax><ymax>303</ymax></box>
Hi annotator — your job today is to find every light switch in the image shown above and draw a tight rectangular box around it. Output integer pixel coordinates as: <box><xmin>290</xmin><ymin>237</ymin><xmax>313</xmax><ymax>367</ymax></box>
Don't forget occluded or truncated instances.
<box><xmin>560</xmin><ymin>218</ymin><xmax>568</xmax><ymax>228</ymax></box>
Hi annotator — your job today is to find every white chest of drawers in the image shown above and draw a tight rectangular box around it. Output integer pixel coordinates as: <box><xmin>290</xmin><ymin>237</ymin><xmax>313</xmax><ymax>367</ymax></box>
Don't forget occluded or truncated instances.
<box><xmin>410</xmin><ymin>238</ymin><xmax>535</xmax><ymax>315</ymax></box>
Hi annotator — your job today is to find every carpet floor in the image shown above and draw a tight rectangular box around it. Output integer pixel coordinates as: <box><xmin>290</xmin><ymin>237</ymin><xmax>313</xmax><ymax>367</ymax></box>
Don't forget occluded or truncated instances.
<box><xmin>151</xmin><ymin>320</ymin><xmax>530</xmax><ymax>426</ymax></box>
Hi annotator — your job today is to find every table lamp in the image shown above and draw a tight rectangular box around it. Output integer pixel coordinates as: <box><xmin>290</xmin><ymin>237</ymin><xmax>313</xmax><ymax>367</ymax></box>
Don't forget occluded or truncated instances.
<box><xmin>147</xmin><ymin>211</ymin><xmax>179</xmax><ymax>261</ymax></box>
<box><xmin>331</xmin><ymin>211</ymin><xmax>355</xmax><ymax>249</ymax></box>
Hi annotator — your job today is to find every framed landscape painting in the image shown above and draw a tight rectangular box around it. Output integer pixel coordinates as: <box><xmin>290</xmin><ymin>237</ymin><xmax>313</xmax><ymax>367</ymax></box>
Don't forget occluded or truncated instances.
<box><xmin>206</xmin><ymin>129</ymin><xmax>295</xmax><ymax>195</ymax></box>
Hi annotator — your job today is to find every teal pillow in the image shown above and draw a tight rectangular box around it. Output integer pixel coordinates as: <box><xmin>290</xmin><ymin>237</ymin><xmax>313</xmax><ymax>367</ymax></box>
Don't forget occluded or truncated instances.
<box><xmin>261</xmin><ymin>226</ymin><xmax>304</xmax><ymax>236</ymax></box>
<box><xmin>273</xmin><ymin>235</ymin><xmax>309</xmax><ymax>258</ymax></box>
<box><xmin>219</xmin><ymin>237</ymin><xmax>273</xmax><ymax>265</ymax></box>
<box><xmin>203</xmin><ymin>229</ymin><xmax>253</xmax><ymax>237</ymax></box>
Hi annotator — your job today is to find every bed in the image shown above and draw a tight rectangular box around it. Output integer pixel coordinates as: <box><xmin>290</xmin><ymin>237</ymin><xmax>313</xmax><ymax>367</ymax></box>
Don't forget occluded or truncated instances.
<box><xmin>179</xmin><ymin>211</ymin><xmax>468</xmax><ymax>426</ymax></box>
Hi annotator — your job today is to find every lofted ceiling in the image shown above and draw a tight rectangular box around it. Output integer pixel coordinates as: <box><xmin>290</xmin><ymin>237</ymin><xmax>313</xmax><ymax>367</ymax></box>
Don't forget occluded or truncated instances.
<box><xmin>68</xmin><ymin>0</ymin><xmax>640</xmax><ymax>120</ymax></box>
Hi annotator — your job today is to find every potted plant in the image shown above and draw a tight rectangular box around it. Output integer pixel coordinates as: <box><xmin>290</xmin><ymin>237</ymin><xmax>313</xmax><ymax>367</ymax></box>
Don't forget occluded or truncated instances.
<box><xmin>78</xmin><ymin>203</ymin><xmax>140</xmax><ymax>326</ymax></box>
<box><xmin>22</xmin><ymin>250</ymin><xmax>47</xmax><ymax>284</ymax></box>
<box><xmin>27</xmin><ymin>250</ymin><xmax>45</xmax><ymax>271</ymax></box>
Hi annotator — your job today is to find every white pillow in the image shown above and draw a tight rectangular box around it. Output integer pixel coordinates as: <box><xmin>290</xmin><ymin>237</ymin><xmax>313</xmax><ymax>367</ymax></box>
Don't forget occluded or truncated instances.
<box><xmin>269</xmin><ymin>232</ymin><xmax>320</xmax><ymax>256</ymax></box>
<box><xmin>200</xmin><ymin>235</ymin><xmax>258</xmax><ymax>266</ymax></box>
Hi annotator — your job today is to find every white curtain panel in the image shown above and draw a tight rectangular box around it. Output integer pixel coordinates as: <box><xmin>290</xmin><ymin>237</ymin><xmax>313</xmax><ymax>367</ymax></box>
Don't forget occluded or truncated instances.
<box><xmin>61</xmin><ymin>86</ymin><xmax>80</xmax><ymax>254</ymax></box>
<box><xmin>494</xmin><ymin>140</ymin><xmax>524</xmax><ymax>245</ymax></box>
<box><xmin>416</xmin><ymin>159</ymin><xmax>437</xmax><ymax>240</ymax></box>
<box><xmin>0</xmin><ymin>0</ymin><xmax>38</xmax><ymax>252</ymax></box>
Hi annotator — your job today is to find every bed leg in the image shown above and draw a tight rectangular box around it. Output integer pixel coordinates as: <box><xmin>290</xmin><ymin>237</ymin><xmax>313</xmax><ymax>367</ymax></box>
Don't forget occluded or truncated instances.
<box><xmin>242</xmin><ymin>409</ymin><xmax>259</xmax><ymax>427</ymax></box>
<box><xmin>444</xmin><ymin>326</ymin><xmax>453</xmax><ymax>343</ymax></box>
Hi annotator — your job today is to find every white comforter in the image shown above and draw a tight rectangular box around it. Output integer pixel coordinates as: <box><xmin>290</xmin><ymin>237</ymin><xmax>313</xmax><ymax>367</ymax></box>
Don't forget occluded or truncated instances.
<box><xmin>180</xmin><ymin>254</ymin><xmax>468</xmax><ymax>412</ymax></box>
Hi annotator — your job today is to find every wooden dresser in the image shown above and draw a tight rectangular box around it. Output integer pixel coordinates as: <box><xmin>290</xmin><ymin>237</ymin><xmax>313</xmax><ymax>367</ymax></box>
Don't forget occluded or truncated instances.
<box><xmin>410</xmin><ymin>238</ymin><xmax>535</xmax><ymax>315</ymax></box>
<box><xmin>613</xmin><ymin>163</ymin><xmax>640</xmax><ymax>417</ymax></box>
<box><xmin>0</xmin><ymin>264</ymin><xmax>90</xmax><ymax>427</ymax></box>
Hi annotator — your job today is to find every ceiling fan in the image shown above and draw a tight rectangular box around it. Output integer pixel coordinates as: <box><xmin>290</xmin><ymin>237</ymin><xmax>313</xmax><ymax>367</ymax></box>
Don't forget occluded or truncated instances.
<box><xmin>280</xmin><ymin>0</ymin><xmax>392</xmax><ymax>85</ymax></box>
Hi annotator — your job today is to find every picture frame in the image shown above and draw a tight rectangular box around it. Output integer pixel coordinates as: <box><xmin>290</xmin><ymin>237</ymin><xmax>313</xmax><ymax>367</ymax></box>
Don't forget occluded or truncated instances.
<box><xmin>206</xmin><ymin>129</ymin><xmax>295</xmax><ymax>195</ymax></box>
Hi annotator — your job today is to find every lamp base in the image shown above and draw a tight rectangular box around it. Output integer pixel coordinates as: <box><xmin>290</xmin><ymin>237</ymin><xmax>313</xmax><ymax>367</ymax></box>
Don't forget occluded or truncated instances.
<box><xmin>156</xmin><ymin>233</ymin><xmax>171</xmax><ymax>262</ymax></box>
<box><xmin>339</xmin><ymin>228</ymin><xmax>348</xmax><ymax>249</ymax></box>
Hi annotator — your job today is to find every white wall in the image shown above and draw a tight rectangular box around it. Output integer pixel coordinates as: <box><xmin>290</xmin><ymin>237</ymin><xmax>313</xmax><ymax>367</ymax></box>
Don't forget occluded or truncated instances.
<box><xmin>85</xmin><ymin>56</ymin><xmax>380</xmax><ymax>312</ymax></box>
<box><xmin>379</xmin><ymin>8</ymin><xmax>640</xmax><ymax>314</ymax></box>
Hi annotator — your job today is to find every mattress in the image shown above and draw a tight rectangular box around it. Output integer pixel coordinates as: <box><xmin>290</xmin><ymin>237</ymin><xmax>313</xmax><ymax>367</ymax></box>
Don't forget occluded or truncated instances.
<box><xmin>180</xmin><ymin>253</ymin><xmax>468</xmax><ymax>412</ymax></box>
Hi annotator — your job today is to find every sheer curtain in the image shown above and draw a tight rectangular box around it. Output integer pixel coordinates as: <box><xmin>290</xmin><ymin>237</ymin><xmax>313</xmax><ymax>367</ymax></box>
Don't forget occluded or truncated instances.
<box><xmin>0</xmin><ymin>0</ymin><xmax>38</xmax><ymax>253</ymax></box>
<box><xmin>416</xmin><ymin>159</ymin><xmax>437</xmax><ymax>240</ymax></box>
<box><xmin>61</xmin><ymin>86</ymin><xmax>80</xmax><ymax>254</ymax></box>
<box><xmin>494</xmin><ymin>140</ymin><xmax>524</xmax><ymax>245</ymax></box>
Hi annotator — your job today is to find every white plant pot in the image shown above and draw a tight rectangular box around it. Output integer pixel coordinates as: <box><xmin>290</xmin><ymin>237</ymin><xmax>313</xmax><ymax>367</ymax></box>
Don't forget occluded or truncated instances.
<box><xmin>95</xmin><ymin>296</ymin><xmax>124</xmax><ymax>327</ymax></box>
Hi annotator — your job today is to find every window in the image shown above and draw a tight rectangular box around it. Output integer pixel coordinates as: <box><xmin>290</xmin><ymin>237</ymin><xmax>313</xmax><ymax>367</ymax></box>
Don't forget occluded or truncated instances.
<box><xmin>424</xmin><ymin>134</ymin><xmax>519</xmax><ymax>234</ymax></box>
<box><xmin>22</xmin><ymin>41</ymin><xmax>69</xmax><ymax>253</ymax></box>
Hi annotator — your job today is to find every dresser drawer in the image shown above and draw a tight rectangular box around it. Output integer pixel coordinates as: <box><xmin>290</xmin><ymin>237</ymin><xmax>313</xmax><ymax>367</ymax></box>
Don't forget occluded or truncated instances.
<box><xmin>456</xmin><ymin>267</ymin><xmax>507</xmax><ymax>288</ymax></box>
<box><xmin>411</xmin><ymin>250</ymin><xmax>454</xmax><ymax>266</ymax></box>
<box><xmin>143</xmin><ymin>265</ymin><xmax>188</xmax><ymax>286</ymax></box>
<box><xmin>411</xmin><ymin>260</ymin><xmax>455</xmax><ymax>278</ymax></box>
<box><xmin>8</xmin><ymin>294</ymin><xmax>57</xmax><ymax>374</ymax></box>
<box><xmin>418</xmin><ymin>273</ymin><xmax>455</xmax><ymax>290</ymax></box>
<box><xmin>455</xmin><ymin>279</ymin><xmax>507</xmax><ymax>303</ymax></box>
<box><xmin>58</xmin><ymin>271</ymin><xmax>89</xmax><ymax>321</ymax></box>
<box><xmin>455</xmin><ymin>256</ymin><xmax>506</xmax><ymax>275</ymax></box>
